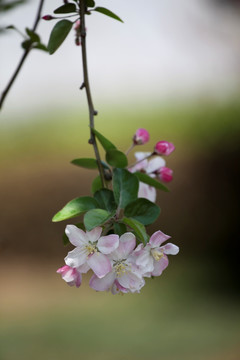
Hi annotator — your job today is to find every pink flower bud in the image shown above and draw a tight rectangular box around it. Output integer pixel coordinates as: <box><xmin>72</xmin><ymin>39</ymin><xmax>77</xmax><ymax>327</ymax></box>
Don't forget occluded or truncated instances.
<box><xmin>133</xmin><ymin>128</ymin><xmax>150</xmax><ymax>145</ymax></box>
<box><xmin>74</xmin><ymin>20</ymin><xmax>80</xmax><ymax>31</ymax></box>
<box><xmin>42</xmin><ymin>15</ymin><xmax>54</xmax><ymax>21</ymax></box>
<box><xmin>157</xmin><ymin>167</ymin><xmax>173</xmax><ymax>183</ymax></box>
<box><xmin>154</xmin><ymin>141</ymin><xmax>175</xmax><ymax>156</ymax></box>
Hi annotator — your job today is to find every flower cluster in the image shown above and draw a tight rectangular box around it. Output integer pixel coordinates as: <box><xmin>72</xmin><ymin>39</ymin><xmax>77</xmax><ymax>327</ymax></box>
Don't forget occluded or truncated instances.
<box><xmin>57</xmin><ymin>225</ymin><xmax>179</xmax><ymax>294</ymax></box>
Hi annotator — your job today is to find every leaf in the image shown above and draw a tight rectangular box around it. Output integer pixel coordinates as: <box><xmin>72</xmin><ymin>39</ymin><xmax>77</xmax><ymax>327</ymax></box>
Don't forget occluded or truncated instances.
<box><xmin>54</xmin><ymin>3</ymin><xmax>77</xmax><ymax>14</ymax></box>
<box><xmin>86</xmin><ymin>0</ymin><xmax>95</xmax><ymax>7</ymax></box>
<box><xmin>25</xmin><ymin>28</ymin><xmax>40</xmax><ymax>42</ymax></box>
<box><xmin>33</xmin><ymin>43</ymin><xmax>48</xmax><ymax>52</ymax></box>
<box><xmin>21</xmin><ymin>39</ymin><xmax>32</xmax><ymax>50</ymax></box>
<box><xmin>134</xmin><ymin>172</ymin><xmax>169</xmax><ymax>192</ymax></box>
<box><xmin>124</xmin><ymin>198</ymin><xmax>160</xmax><ymax>225</ymax></box>
<box><xmin>71</xmin><ymin>158</ymin><xmax>110</xmax><ymax>170</ymax></box>
<box><xmin>91</xmin><ymin>175</ymin><xmax>103</xmax><ymax>194</ymax></box>
<box><xmin>52</xmin><ymin>196</ymin><xmax>98</xmax><ymax>222</ymax></box>
<box><xmin>106</xmin><ymin>149</ymin><xmax>128</xmax><ymax>168</ymax></box>
<box><xmin>92</xmin><ymin>129</ymin><xmax>116</xmax><ymax>151</ymax></box>
<box><xmin>84</xmin><ymin>209</ymin><xmax>112</xmax><ymax>231</ymax></box>
<box><xmin>48</xmin><ymin>20</ymin><xmax>73</xmax><ymax>55</ymax></box>
<box><xmin>122</xmin><ymin>217</ymin><xmax>149</xmax><ymax>245</ymax></box>
<box><xmin>113</xmin><ymin>168</ymin><xmax>139</xmax><ymax>209</ymax></box>
<box><xmin>113</xmin><ymin>223</ymin><xmax>127</xmax><ymax>236</ymax></box>
<box><xmin>94</xmin><ymin>189</ymin><xmax>117</xmax><ymax>212</ymax></box>
<box><xmin>93</xmin><ymin>7</ymin><xmax>123</xmax><ymax>23</ymax></box>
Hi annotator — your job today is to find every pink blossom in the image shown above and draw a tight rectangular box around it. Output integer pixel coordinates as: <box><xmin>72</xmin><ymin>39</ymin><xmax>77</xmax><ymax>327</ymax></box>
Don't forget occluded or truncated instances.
<box><xmin>133</xmin><ymin>128</ymin><xmax>150</xmax><ymax>145</ymax></box>
<box><xmin>154</xmin><ymin>141</ymin><xmax>175</xmax><ymax>156</ymax></box>
<box><xmin>133</xmin><ymin>230</ymin><xmax>179</xmax><ymax>277</ymax></box>
<box><xmin>57</xmin><ymin>265</ymin><xmax>82</xmax><ymax>288</ymax></box>
<box><xmin>157</xmin><ymin>167</ymin><xmax>173</xmax><ymax>183</ymax></box>
<box><xmin>90</xmin><ymin>233</ymin><xmax>145</xmax><ymax>293</ymax></box>
<box><xmin>64</xmin><ymin>225</ymin><xmax>119</xmax><ymax>279</ymax></box>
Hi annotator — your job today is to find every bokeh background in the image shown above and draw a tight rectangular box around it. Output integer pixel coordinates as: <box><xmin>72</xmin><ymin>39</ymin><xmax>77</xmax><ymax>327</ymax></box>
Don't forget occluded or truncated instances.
<box><xmin>0</xmin><ymin>0</ymin><xmax>240</xmax><ymax>359</ymax></box>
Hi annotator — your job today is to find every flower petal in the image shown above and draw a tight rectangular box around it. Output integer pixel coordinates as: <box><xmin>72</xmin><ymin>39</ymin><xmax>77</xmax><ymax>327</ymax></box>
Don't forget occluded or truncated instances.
<box><xmin>149</xmin><ymin>230</ymin><xmax>171</xmax><ymax>247</ymax></box>
<box><xmin>64</xmin><ymin>247</ymin><xmax>87</xmax><ymax>268</ymax></box>
<box><xmin>152</xmin><ymin>255</ymin><xmax>169</xmax><ymax>276</ymax></box>
<box><xmin>87</xmin><ymin>252</ymin><xmax>112</xmax><ymax>278</ymax></box>
<box><xmin>97</xmin><ymin>234</ymin><xmax>119</xmax><ymax>254</ymax></box>
<box><xmin>65</xmin><ymin>225</ymin><xmax>88</xmax><ymax>247</ymax></box>
<box><xmin>118</xmin><ymin>271</ymin><xmax>145</xmax><ymax>293</ymax></box>
<box><xmin>89</xmin><ymin>272</ymin><xmax>115</xmax><ymax>291</ymax></box>
<box><xmin>77</xmin><ymin>263</ymin><xmax>90</xmax><ymax>273</ymax></box>
<box><xmin>138</xmin><ymin>182</ymin><xmax>156</xmax><ymax>202</ymax></box>
<box><xmin>111</xmin><ymin>280</ymin><xmax>129</xmax><ymax>294</ymax></box>
<box><xmin>86</xmin><ymin>226</ymin><xmax>102</xmax><ymax>243</ymax></box>
<box><xmin>118</xmin><ymin>232</ymin><xmax>136</xmax><ymax>258</ymax></box>
<box><xmin>135</xmin><ymin>250</ymin><xmax>154</xmax><ymax>274</ymax></box>
<box><xmin>146</xmin><ymin>156</ymin><xmax>166</xmax><ymax>174</ymax></box>
<box><xmin>161</xmin><ymin>243</ymin><xmax>179</xmax><ymax>255</ymax></box>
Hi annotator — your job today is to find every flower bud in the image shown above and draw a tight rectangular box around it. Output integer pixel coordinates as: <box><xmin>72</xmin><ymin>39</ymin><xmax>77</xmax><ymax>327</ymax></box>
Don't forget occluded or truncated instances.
<box><xmin>133</xmin><ymin>128</ymin><xmax>150</xmax><ymax>145</ymax></box>
<box><xmin>157</xmin><ymin>167</ymin><xmax>173</xmax><ymax>183</ymax></box>
<box><xmin>154</xmin><ymin>141</ymin><xmax>175</xmax><ymax>156</ymax></box>
<box><xmin>42</xmin><ymin>15</ymin><xmax>54</xmax><ymax>21</ymax></box>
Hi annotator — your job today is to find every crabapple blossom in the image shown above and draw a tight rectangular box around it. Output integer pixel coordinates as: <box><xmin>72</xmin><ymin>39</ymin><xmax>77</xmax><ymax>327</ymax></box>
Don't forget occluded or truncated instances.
<box><xmin>64</xmin><ymin>225</ymin><xmax>119</xmax><ymax>278</ymax></box>
<box><xmin>157</xmin><ymin>167</ymin><xmax>173</xmax><ymax>183</ymax></box>
<box><xmin>90</xmin><ymin>232</ymin><xmax>145</xmax><ymax>293</ymax></box>
<box><xmin>57</xmin><ymin>265</ymin><xmax>82</xmax><ymax>288</ymax></box>
<box><xmin>133</xmin><ymin>128</ymin><xmax>150</xmax><ymax>145</ymax></box>
<box><xmin>133</xmin><ymin>230</ymin><xmax>179</xmax><ymax>277</ymax></box>
<box><xmin>154</xmin><ymin>141</ymin><xmax>175</xmax><ymax>156</ymax></box>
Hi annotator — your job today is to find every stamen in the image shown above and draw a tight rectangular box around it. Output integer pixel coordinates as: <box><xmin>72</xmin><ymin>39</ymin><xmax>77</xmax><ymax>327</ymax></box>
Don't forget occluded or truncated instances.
<box><xmin>85</xmin><ymin>244</ymin><xmax>97</xmax><ymax>255</ymax></box>
<box><xmin>151</xmin><ymin>249</ymin><xmax>164</xmax><ymax>261</ymax></box>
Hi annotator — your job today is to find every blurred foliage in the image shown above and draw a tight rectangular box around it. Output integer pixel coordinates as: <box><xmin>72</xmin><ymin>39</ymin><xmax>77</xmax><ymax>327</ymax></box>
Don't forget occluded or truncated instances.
<box><xmin>0</xmin><ymin>0</ymin><xmax>27</xmax><ymax>12</ymax></box>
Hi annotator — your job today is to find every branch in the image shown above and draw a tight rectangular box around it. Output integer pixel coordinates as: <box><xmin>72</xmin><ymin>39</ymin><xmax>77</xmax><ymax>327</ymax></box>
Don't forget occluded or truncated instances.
<box><xmin>0</xmin><ymin>0</ymin><xmax>45</xmax><ymax>110</ymax></box>
<box><xmin>79</xmin><ymin>0</ymin><xmax>105</xmax><ymax>187</ymax></box>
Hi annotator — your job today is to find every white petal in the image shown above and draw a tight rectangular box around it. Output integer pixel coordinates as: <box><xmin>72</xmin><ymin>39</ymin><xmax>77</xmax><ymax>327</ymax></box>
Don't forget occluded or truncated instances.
<box><xmin>134</xmin><ymin>152</ymin><xmax>151</xmax><ymax>161</ymax></box>
<box><xmin>138</xmin><ymin>182</ymin><xmax>156</xmax><ymax>202</ymax></box>
<box><xmin>97</xmin><ymin>234</ymin><xmax>119</xmax><ymax>254</ymax></box>
<box><xmin>86</xmin><ymin>227</ymin><xmax>102</xmax><ymax>243</ymax></box>
<box><xmin>146</xmin><ymin>157</ymin><xmax>166</xmax><ymax>174</ymax></box>
<box><xmin>65</xmin><ymin>225</ymin><xmax>88</xmax><ymax>247</ymax></box>
<box><xmin>161</xmin><ymin>243</ymin><xmax>179</xmax><ymax>255</ymax></box>
<box><xmin>149</xmin><ymin>230</ymin><xmax>171</xmax><ymax>247</ymax></box>
<box><xmin>89</xmin><ymin>272</ymin><xmax>115</xmax><ymax>291</ymax></box>
<box><xmin>87</xmin><ymin>252</ymin><xmax>112</xmax><ymax>278</ymax></box>
<box><xmin>118</xmin><ymin>232</ymin><xmax>136</xmax><ymax>258</ymax></box>
<box><xmin>118</xmin><ymin>271</ymin><xmax>145</xmax><ymax>292</ymax></box>
<box><xmin>152</xmin><ymin>256</ymin><xmax>169</xmax><ymax>276</ymax></box>
<box><xmin>64</xmin><ymin>247</ymin><xmax>87</xmax><ymax>268</ymax></box>
<box><xmin>77</xmin><ymin>263</ymin><xmax>90</xmax><ymax>273</ymax></box>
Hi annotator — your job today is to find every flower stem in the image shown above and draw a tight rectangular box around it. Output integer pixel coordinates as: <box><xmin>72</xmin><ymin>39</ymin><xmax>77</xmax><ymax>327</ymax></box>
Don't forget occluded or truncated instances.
<box><xmin>79</xmin><ymin>0</ymin><xmax>105</xmax><ymax>188</ymax></box>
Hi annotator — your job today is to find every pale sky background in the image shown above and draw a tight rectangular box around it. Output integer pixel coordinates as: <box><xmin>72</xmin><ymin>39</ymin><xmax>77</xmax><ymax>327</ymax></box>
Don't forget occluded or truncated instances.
<box><xmin>1</xmin><ymin>0</ymin><xmax>240</xmax><ymax>118</ymax></box>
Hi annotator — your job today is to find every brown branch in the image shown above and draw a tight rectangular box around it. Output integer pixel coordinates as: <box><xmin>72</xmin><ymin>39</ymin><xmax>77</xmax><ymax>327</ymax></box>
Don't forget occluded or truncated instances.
<box><xmin>0</xmin><ymin>0</ymin><xmax>45</xmax><ymax>110</ymax></box>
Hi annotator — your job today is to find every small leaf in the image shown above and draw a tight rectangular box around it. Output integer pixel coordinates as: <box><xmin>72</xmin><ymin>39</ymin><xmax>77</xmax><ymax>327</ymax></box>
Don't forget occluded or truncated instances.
<box><xmin>91</xmin><ymin>175</ymin><xmax>103</xmax><ymax>194</ymax></box>
<box><xmin>122</xmin><ymin>217</ymin><xmax>149</xmax><ymax>245</ymax></box>
<box><xmin>33</xmin><ymin>43</ymin><xmax>48</xmax><ymax>52</ymax></box>
<box><xmin>92</xmin><ymin>129</ymin><xmax>116</xmax><ymax>151</ymax></box>
<box><xmin>93</xmin><ymin>7</ymin><xmax>123</xmax><ymax>23</ymax></box>
<box><xmin>54</xmin><ymin>3</ymin><xmax>77</xmax><ymax>14</ymax></box>
<box><xmin>86</xmin><ymin>0</ymin><xmax>95</xmax><ymax>7</ymax></box>
<box><xmin>25</xmin><ymin>28</ymin><xmax>40</xmax><ymax>42</ymax></box>
<box><xmin>134</xmin><ymin>172</ymin><xmax>169</xmax><ymax>192</ymax></box>
<box><xmin>52</xmin><ymin>196</ymin><xmax>98</xmax><ymax>222</ymax></box>
<box><xmin>21</xmin><ymin>39</ymin><xmax>32</xmax><ymax>50</ymax></box>
<box><xmin>94</xmin><ymin>189</ymin><xmax>117</xmax><ymax>212</ymax></box>
<box><xmin>125</xmin><ymin>198</ymin><xmax>160</xmax><ymax>225</ymax></box>
<box><xmin>71</xmin><ymin>158</ymin><xmax>110</xmax><ymax>170</ymax></box>
<box><xmin>48</xmin><ymin>20</ymin><xmax>73</xmax><ymax>55</ymax></box>
<box><xmin>84</xmin><ymin>209</ymin><xmax>112</xmax><ymax>231</ymax></box>
<box><xmin>113</xmin><ymin>168</ymin><xmax>139</xmax><ymax>209</ymax></box>
<box><xmin>106</xmin><ymin>149</ymin><xmax>128</xmax><ymax>168</ymax></box>
<box><xmin>114</xmin><ymin>223</ymin><xmax>127</xmax><ymax>236</ymax></box>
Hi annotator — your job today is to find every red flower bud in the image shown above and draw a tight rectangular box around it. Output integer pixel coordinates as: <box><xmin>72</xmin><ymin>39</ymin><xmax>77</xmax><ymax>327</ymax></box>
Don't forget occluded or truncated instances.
<box><xmin>42</xmin><ymin>15</ymin><xmax>54</xmax><ymax>21</ymax></box>
<box><xmin>154</xmin><ymin>141</ymin><xmax>175</xmax><ymax>156</ymax></box>
<box><xmin>133</xmin><ymin>128</ymin><xmax>150</xmax><ymax>145</ymax></box>
<box><xmin>157</xmin><ymin>167</ymin><xmax>173</xmax><ymax>183</ymax></box>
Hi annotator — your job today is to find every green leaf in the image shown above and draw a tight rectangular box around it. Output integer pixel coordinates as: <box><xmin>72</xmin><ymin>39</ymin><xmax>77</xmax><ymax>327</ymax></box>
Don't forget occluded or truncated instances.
<box><xmin>113</xmin><ymin>223</ymin><xmax>127</xmax><ymax>236</ymax></box>
<box><xmin>134</xmin><ymin>172</ymin><xmax>169</xmax><ymax>192</ymax></box>
<box><xmin>21</xmin><ymin>39</ymin><xmax>32</xmax><ymax>50</ymax></box>
<box><xmin>122</xmin><ymin>217</ymin><xmax>149</xmax><ymax>245</ymax></box>
<box><xmin>94</xmin><ymin>189</ymin><xmax>117</xmax><ymax>212</ymax></box>
<box><xmin>84</xmin><ymin>209</ymin><xmax>112</xmax><ymax>231</ymax></box>
<box><xmin>106</xmin><ymin>149</ymin><xmax>128</xmax><ymax>168</ymax></box>
<box><xmin>125</xmin><ymin>198</ymin><xmax>160</xmax><ymax>225</ymax></box>
<box><xmin>113</xmin><ymin>168</ymin><xmax>139</xmax><ymax>209</ymax></box>
<box><xmin>54</xmin><ymin>3</ymin><xmax>77</xmax><ymax>14</ymax></box>
<box><xmin>52</xmin><ymin>196</ymin><xmax>98</xmax><ymax>222</ymax></box>
<box><xmin>48</xmin><ymin>20</ymin><xmax>73</xmax><ymax>55</ymax></box>
<box><xmin>86</xmin><ymin>0</ymin><xmax>95</xmax><ymax>7</ymax></box>
<box><xmin>71</xmin><ymin>158</ymin><xmax>110</xmax><ymax>170</ymax></box>
<box><xmin>91</xmin><ymin>175</ymin><xmax>103</xmax><ymax>194</ymax></box>
<box><xmin>25</xmin><ymin>28</ymin><xmax>40</xmax><ymax>42</ymax></box>
<box><xmin>93</xmin><ymin>7</ymin><xmax>123</xmax><ymax>23</ymax></box>
<box><xmin>92</xmin><ymin>129</ymin><xmax>116</xmax><ymax>151</ymax></box>
<box><xmin>33</xmin><ymin>43</ymin><xmax>48</xmax><ymax>52</ymax></box>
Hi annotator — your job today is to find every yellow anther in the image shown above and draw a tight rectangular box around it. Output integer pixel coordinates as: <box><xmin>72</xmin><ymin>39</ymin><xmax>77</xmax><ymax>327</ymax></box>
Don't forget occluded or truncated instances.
<box><xmin>114</xmin><ymin>263</ymin><xmax>127</xmax><ymax>277</ymax></box>
<box><xmin>86</xmin><ymin>244</ymin><xmax>97</xmax><ymax>255</ymax></box>
<box><xmin>151</xmin><ymin>249</ymin><xmax>164</xmax><ymax>261</ymax></box>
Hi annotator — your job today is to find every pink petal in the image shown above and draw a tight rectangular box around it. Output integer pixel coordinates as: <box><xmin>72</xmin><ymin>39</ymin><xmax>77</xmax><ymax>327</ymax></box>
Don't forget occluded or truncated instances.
<box><xmin>118</xmin><ymin>232</ymin><xmax>136</xmax><ymax>258</ymax></box>
<box><xmin>77</xmin><ymin>263</ymin><xmax>90</xmax><ymax>273</ymax></box>
<box><xmin>64</xmin><ymin>247</ymin><xmax>88</xmax><ymax>268</ymax></box>
<box><xmin>135</xmin><ymin>250</ymin><xmax>154</xmax><ymax>274</ymax></box>
<box><xmin>118</xmin><ymin>271</ymin><xmax>145</xmax><ymax>292</ymax></box>
<box><xmin>149</xmin><ymin>230</ymin><xmax>171</xmax><ymax>247</ymax></box>
<box><xmin>138</xmin><ymin>182</ymin><xmax>156</xmax><ymax>202</ymax></box>
<box><xmin>87</xmin><ymin>252</ymin><xmax>112</xmax><ymax>278</ymax></box>
<box><xmin>161</xmin><ymin>243</ymin><xmax>179</xmax><ymax>255</ymax></box>
<box><xmin>152</xmin><ymin>255</ymin><xmax>169</xmax><ymax>276</ymax></box>
<box><xmin>112</xmin><ymin>280</ymin><xmax>129</xmax><ymax>294</ymax></box>
<box><xmin>65</xmin><ymin>225</ymin><xmax>88</xmax><ymax>247</ymax></box>
<box><xmin>57</xmin><ymin>265</ymin><xmax>70</xmax><ymax>275</ymax></box>
<box><xmin>97</xmin><ymin>234</ymin><xmax>119</xmax><ymax>254</ymax></box>
<box><xmin>89</xmin><ymin>272</ymin><xmax>115</xmax><ymax>291</ymax></box>
<box><xmin>86</xmin><ymin>226</ymin><xmax>102</xmax><ymax>243</ymax></box>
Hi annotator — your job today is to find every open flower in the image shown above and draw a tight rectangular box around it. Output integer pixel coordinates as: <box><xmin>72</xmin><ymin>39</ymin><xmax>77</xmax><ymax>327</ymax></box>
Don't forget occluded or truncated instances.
<box><xmin>57</xmin><ymin>265</ymin><xmax>82</xmax><ymax>288</ymax></box>
<box><xmin>64</xmin><ymin>225</ymin><xmax>119</xmax><ymax>278</ymax></box>
<box><xmin>134</xmin><ymin>230</ymin><xmax>179</xmax><ymax>277</ymax></box>
<box><xmin>90</xmin><ymin>232</ymin><xmax>145</xmax><ymax>293</ymax></box>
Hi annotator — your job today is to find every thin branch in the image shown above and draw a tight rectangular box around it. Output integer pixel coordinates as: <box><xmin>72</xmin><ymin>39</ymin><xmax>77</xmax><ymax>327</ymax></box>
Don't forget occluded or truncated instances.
<box><xmin>79</xmin><ymin>0</ymin><xmax>105</xmax><ymax>187</ymax></box>
<box><xmin>0</xmin><ymin>0</ymin><xmax>45</xmax><ymax>110</ymax></box>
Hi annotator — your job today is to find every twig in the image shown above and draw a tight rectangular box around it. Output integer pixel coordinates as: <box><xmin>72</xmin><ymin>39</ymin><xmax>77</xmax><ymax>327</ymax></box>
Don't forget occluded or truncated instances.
<box><xmin>0</xmin><ymin>0</ymin><xmax>45</xmax><ymax>110</ymax></box>
<box><xmin>79</xmin><ymin>0</ymin><xmax>105</xmax><ymax>187</ymax></box>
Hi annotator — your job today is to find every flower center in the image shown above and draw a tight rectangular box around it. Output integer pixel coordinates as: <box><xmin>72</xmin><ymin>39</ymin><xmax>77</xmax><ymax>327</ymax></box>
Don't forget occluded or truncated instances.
<box><xmin>151</xmin><ymin>248</ymin><xmax>164</xmax><ymax>261</ymax></box>
<box><xmin>114</xmin><ymin>262</ymin><xmax>127</xmax><ymax>277</ymax></box>
<box><xmin>85</xmin><ymin>244</ymin><xmax>97</xmax><ymax>256</ymax></box>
